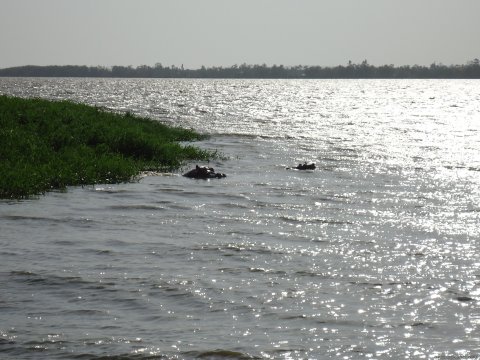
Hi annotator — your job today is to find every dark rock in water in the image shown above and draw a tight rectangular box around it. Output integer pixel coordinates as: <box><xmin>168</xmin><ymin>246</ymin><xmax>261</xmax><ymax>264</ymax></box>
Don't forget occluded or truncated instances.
<box><xmin>293</xmin><ymin>162</ymin><xmax>316</xmax><ymax>170</ymax></box>
<box><xmin>183</xmin><ymin>165</ymin><xmax>226</xmax><ymax>179</ymax></box>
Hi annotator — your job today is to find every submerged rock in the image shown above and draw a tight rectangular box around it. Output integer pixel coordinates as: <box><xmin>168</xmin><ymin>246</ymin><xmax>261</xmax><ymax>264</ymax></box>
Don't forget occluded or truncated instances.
<box><xmin>183</xmin><ymin>165</ymin><xmax>226</xmax><ymax>179</ymax></box>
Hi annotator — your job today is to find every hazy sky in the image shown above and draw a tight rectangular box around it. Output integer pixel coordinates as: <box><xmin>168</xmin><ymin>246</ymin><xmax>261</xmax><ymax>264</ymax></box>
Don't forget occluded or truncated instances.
<box><xmin>1</xmin><ymin>0</ymin><xmax>479</xmax><ymax>69</ymax></box>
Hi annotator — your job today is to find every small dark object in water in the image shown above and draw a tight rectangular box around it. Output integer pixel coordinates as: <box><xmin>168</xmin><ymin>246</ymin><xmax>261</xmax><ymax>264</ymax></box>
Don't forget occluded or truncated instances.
<box><xmin>183</xmin><ymin>165</ymin><xmax>226</xmax><ymax>179</ymax></box>
<box><xmin>456</xmin><ymin>296</ymin><xmax>473</xmax><ymax>302</ymax></box>
<box><xmin>294</xmin><ymin>162</ymin><xmax>316</xmax><ymax>170</ymax></box>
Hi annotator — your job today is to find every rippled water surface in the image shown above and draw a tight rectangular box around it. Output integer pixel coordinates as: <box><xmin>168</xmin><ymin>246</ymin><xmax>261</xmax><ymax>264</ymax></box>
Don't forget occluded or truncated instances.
<box><xmin>1</xmin><ymin>78</ymin><xmax>480</xmax><ymax>359</ymax></box>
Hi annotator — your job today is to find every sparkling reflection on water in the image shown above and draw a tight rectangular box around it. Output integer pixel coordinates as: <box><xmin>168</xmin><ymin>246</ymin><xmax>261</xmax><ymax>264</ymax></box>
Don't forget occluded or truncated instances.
<box><xmin>0</xmin><ymin>78</ymin><xmax>480</xmax><ymax>359</ymax></box>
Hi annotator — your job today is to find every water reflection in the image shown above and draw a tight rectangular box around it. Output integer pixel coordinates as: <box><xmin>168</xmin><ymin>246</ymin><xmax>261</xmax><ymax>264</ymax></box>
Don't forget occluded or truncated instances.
<box><xmin>0</xmin><ymin>78</ymin><xmax>479</xmax><ymax>358</ymax></box>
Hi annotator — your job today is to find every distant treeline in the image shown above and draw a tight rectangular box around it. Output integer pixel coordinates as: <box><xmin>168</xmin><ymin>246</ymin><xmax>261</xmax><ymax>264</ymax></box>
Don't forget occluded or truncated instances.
<box><xmin>1</xmin><ymin>59</ymin><xmax>480</xmax><ymax>79</ymax></box>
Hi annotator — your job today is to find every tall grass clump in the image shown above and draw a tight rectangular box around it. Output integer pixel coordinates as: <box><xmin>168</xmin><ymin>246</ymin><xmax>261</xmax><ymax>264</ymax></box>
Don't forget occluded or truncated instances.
<box><xmin>0</xmin><ymin>95</ymin><xmax>214</xmax><ymax>199</ymax></box>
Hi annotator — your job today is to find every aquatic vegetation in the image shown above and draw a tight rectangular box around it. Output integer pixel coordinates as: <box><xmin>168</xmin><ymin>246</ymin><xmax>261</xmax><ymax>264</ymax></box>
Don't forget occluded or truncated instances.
<box><xmin>0</xmin><ymin>95</ymin><xmax>213</xmax><ymax>199</ymax></box>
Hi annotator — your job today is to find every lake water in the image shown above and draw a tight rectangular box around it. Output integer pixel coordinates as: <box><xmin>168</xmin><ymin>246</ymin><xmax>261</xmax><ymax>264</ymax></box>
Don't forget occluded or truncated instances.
<box><xmin>1</xmin><ymin>78</ymin><xmax>480</xmax><ymax>359</ymax></box>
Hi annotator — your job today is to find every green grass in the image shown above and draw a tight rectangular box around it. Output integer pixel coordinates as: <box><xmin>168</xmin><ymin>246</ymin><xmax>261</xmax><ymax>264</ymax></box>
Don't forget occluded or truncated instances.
<box><xmin>0</xmin><ymin>95</ymin><xmax>214</xmax><ymax>199</ymax></box>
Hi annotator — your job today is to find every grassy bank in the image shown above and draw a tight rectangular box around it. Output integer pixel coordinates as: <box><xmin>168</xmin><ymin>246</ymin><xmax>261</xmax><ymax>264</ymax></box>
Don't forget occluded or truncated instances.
<box><xmin>0</xmin><ymin>95</ymin><xmax>213</xmax><ymax>199</ymax></box>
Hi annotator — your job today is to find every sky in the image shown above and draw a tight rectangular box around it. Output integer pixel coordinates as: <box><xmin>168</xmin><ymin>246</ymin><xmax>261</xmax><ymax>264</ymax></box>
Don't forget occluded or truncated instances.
<box><xmin>1</xmin><ymin>0</ymin><xmax>479</xmax><ymax>69</ymax></box>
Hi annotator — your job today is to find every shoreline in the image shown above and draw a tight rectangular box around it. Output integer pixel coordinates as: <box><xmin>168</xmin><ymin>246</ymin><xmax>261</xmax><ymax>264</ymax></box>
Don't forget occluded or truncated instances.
<box><xmin>0</xmin><ymin>95</ymin><xmax>214</xmax><ymax>199</ymax></box>
<box><xmin>1</xmin><ymin>61</ymin><xmax>480</xmax><ymax>79</ymax></box>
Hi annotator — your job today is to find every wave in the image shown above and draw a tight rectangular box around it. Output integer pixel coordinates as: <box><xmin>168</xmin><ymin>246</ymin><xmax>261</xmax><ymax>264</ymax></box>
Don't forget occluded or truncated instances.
<box><xmin>248</xmin><ymin>267</ymin><xmax>287</xmax><ymax>276</ymax></box>
<box><xmin>59</xmin><ymin>309</ymin><xmax>108</xmax><ymax>316</ymax></box>
<box><xmin>9</xmin><ymin>270</ymin><xmax>90</xmax><ymax>286</ymax></box>
<box><xmin>193</xmin><ymin>242</ymin><xmax>282</xmax><ymax>257</ymax></box>
<box><xmin>71</xmin><ymin>354</ymin><xmax>166</xmax><ymax>359</ymax></box>
<box><xmin>183</xmin><ymin>349</ymin><xmax>260</xmax><ymax>359</ymax></box>
<box><xmin>108</xmin><ymin>204</ymin><xmax>167</xmax><ymax>211</ymax></box>
<box><xmin>1</xmin><ymin>334</ymin><xmax>259</xmax><ymax>360</ymax></box>
<box><xmin>205</xmin><ymin>131</ymin><xmax>313</xmax><ymax>141</ymax></box>
<box><xmin>1</xmin><ymin>214</ymin><xmax>96</xmax><ymax>228</ymax></box>
<box><xmin>280</xmin><ymin>215</ymin><xmax>352</xmax><ymax>225</ymax></box>
<box><xmin>72</xmin><ymin>349</ymin><xmax>260</xmax><ymax>360</ymax></box>
<box><xmin>8</xmin><ymin>271</ymin><xmax>118</xmax><ymax>294</ymax></box>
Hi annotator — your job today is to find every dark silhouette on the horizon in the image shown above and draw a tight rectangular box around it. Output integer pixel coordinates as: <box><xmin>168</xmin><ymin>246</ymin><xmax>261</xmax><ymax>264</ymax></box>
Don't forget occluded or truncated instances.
<box><xmin>1</xmin><ymin>59</ymin><xmax>479</xmax><ymax>78</ymax></box>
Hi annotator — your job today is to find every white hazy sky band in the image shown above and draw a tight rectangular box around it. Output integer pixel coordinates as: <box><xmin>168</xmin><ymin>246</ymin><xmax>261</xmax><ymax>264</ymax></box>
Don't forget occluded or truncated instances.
<box><xmin>1</xmin><ymin>0</ymin><xmax>479</xmax><ymax>69</ymax></box>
